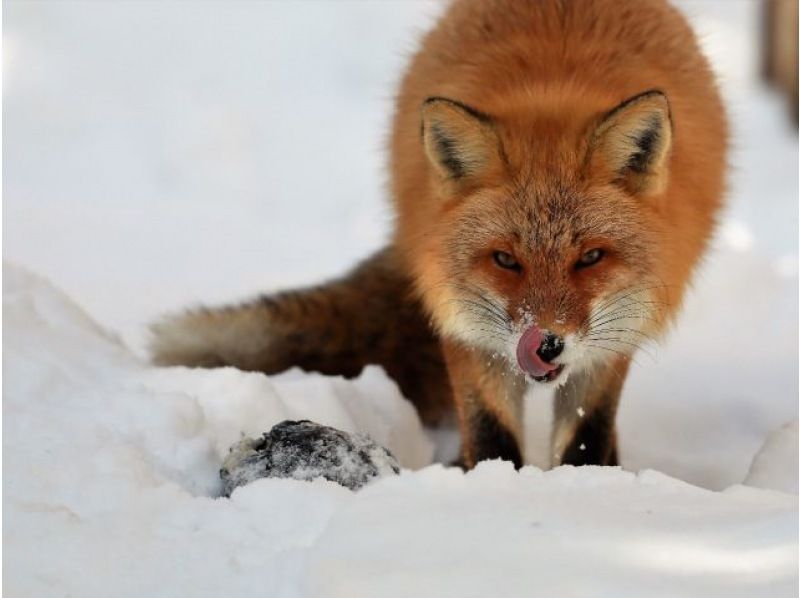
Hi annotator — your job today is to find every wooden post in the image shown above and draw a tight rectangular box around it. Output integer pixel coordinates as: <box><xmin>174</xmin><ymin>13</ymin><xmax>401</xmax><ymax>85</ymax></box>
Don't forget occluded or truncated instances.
<box><xmin>762</xmin><ymin>0</ymin><xmax>799</xmax><ymax>125</ymax></box>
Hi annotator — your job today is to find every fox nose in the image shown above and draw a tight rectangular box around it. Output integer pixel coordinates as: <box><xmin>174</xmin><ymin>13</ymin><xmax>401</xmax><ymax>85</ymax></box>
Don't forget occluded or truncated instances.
<box><xmin>536</xmin><ymin>332</ymin><xmax>564</xmax><ymax>363</ymax></box>
<box><xmin>517</xmin><ymin>326</ymin><xmax>564</xmax><ymax>381</ymax></box>
<box><xmin>516</xmin><ymin>327</ymin><xmax>565</xmax><ymax>378</ymax></box>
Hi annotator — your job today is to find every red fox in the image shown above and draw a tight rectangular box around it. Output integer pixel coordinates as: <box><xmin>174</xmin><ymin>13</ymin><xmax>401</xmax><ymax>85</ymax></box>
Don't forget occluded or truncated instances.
<box><xmin>151</xmin><ymin>0</ymin><xmax>727</xmax><ymax>469</ymax></box>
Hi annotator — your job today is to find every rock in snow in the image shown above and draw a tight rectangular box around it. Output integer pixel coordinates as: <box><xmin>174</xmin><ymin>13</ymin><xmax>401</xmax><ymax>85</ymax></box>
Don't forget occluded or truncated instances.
<box><xmin>3</xmin><ymin>265</ymin><xmax>798</xmax><ymax>597</ymax></box>
<box><xmin>220</xmin><ymin>420</ymin><xmax>400</xmax><ymax>495</ymax></box>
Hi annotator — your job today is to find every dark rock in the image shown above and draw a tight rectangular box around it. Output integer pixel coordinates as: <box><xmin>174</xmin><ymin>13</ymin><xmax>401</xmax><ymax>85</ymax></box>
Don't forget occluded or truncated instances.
<box><xmin>220</xmin><ymin>420</ymin><xmax>400</xmax><ymax>496</ymax></box>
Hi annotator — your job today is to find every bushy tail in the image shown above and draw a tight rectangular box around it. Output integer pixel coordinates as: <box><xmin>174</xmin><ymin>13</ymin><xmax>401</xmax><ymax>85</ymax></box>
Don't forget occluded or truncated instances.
<box><xmin>149</xmin><ymin>247</ymin><xmax>452</xmax><ymax>424</ymax></box>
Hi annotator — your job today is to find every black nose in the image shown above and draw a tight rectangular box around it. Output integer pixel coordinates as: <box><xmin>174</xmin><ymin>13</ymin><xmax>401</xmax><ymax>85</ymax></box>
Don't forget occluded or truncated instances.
<box><xmin>536</xmin><ymin>333</ymin><xmax>564</xmax><ymax>363</ymax></box>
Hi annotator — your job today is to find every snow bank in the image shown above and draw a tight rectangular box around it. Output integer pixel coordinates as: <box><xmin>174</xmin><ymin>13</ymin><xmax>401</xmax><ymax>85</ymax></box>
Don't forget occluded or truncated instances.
<box><xmin>304</xmin><ymin>466</ymin><xmax>797</xmax><ymax>598</ymax></box>
<box><xmin>745</xmin><ymin>421</ymin><xmax>799</xmax><ymax>495</ymax></box>
<box><xmin>4</xmin><ymin>265</ymin><xmax>797</xmax><ymax>596</ymax></box>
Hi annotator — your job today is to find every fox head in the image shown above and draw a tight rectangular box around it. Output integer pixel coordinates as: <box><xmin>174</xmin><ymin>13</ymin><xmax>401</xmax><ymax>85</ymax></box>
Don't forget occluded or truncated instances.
<box><xmin>416</xmin><ymin>91</ymin><xmax>675</xmax><ymax>386</ymax></box>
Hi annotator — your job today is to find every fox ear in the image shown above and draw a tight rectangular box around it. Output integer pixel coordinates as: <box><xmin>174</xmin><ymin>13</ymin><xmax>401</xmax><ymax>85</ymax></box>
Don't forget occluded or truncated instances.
<box><xmin>421</xmin><ymin>97</ymin><xmax>502</xmax><ymax>184</ymax></box>
<box><xmin>590</xmin><ymin>90</ymin><xmax>672</xmax><ymax>196</ymax></box>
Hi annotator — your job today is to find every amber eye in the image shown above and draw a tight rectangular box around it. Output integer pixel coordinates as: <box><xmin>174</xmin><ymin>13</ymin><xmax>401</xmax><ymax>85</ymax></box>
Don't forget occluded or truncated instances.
<box><xmin>575</xmin><ymin>248</ymin><xmax>604</xmax><ymax>269</ymax></box>
<box><xmin>493</xmin><ymin>250</ymin><xmax>521</xmax><ymax>271</ymax></box>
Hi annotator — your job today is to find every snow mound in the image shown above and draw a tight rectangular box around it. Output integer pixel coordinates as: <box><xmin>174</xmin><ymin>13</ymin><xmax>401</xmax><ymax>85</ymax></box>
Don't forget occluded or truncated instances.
<box><xmin>4</xmin><ymin>263</ymin><xmax>798</xmax><ymax>597</ymax></box>
<box><xmin>220</xmin><ymin>420</ymin><xmax>400</xmax><ymax>495</ymax></box>
<box><xmin>305</xmin><ymin>465</ymin><xmax>798</xmax><ymax>598</ymax></box>
<box><xmin>745</xmin><ymin>421</ymin><xmax>799</xmax><ymax>494</ymax></box>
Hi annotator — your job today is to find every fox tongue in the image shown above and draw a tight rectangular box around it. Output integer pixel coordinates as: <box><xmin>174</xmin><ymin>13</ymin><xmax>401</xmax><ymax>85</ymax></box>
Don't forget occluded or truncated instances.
<box><xmin>516</xmin><ymin>327</ymin><xmax>558</xmax><ymax>377</ymax></box>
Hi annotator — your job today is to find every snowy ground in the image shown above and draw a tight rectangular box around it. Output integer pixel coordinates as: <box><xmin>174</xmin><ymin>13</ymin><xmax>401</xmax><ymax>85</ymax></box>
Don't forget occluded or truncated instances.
<box><xmin>3</xmin><ymin>1</ymin><xmax>798</xmax><ymax>596</ymax></box>
<box><xmin>4</xmin><ymin>264</ymin><xmax>797</xmax><ymax>596</ymax></box>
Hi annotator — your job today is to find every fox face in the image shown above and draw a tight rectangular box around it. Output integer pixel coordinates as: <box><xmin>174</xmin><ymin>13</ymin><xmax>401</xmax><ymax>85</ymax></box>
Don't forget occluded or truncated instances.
<box><xmin>417</xmin><ymin>92</ymin><xmax>674</xmax><ymax>386</ymax></box>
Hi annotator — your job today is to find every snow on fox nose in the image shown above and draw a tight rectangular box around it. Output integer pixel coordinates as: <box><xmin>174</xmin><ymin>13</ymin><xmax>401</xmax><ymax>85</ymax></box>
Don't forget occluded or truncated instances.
<box><xmin>516</xmin><ymin>327</ymin><xmax>563</xmax><ymax>378</ymax></box>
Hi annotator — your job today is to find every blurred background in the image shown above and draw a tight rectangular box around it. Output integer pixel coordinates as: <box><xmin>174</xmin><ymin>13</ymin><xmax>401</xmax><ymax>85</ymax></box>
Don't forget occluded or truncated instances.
<box><xmin>3</xmin><ymin>0</ymin><xmax>797</xmax><ymax>490</ymax></box>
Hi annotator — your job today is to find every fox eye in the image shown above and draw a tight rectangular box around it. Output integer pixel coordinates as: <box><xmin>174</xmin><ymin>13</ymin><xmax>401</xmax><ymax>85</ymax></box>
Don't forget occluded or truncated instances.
<box><xmin>493</xmin><ymin>250</ymin><xmax>521</xmax><ymax>271</ymax></box>
<box><xmin>575</xmin><ymin>248</ymin><xmax>604</xmax><ymax>269</ymax></box>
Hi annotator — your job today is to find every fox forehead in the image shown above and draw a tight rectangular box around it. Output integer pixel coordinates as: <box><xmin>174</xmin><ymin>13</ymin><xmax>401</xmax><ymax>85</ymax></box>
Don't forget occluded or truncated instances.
<box><xmin>446</xmin><ymin>117</ymin><xmax>643</xmax><ymax>248</ymax></box>
<box><xmin>455</xmin><ymin>180</ymin><xmax>646</xmax><ymax>254</ymax></box>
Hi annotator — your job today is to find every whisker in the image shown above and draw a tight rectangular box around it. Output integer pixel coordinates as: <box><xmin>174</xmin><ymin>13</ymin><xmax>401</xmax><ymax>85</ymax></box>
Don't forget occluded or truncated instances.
<box><xmin>588</xmin><ymin>284</ymin><xmax>672</xmax><ymax>322</ymax></box>
<box><xmin>447</xmin><ymin>286</ymin><xmax>511</xmax><ymax>325</ymax></box>
<box><xmin>596</xmin><ymin>283</ymin><xmax>671</xmax><ymax>308</ymax></box>
<box><xmin>584</xmin><ymin>343</ymin><xmax>645</xmax><ymax>368</ymax></box>
<box><xmin>587</xmin><ymin>327</ymin><xmax>660</xmax><ymax>343</ymax></box>
<box><xmin>588</xmin><ymin>311</ymin><xmax>660</xmax><ymax>328</ymax></box>
<box><xmin>451</xmin><ymin>303</ymin><xmax>509</xmax><ymax>329</ymax></box>
<box><xmin>585</xmin><ymin>337</ymin><xmax>656</xmax><ymax>361</ymax></box>
<box><xmin>588</xmin><ymin>298</ymin><xmax>668</xmax><ymax>325</ymax></box>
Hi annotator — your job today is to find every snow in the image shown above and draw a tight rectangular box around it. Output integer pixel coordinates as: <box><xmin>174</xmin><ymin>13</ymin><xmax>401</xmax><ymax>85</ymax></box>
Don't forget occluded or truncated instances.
<box><xmin>3</xmin><ymin>0</ymin><xmax>798</xmax><ymax>595</ymax></box>
<box><xmin>4</xmin><ymin>252</ymin><xmax>798</xmax><ymax>597</ymax></box>
<box><xmin>746</xmin><ymin>421</ymin><xmax>800</xmax><ymax>495</ymax></box>
<box><xmin>303</xmin><ymin>467</ymin><xmax>796</xmax><ymax>598</ymax></box>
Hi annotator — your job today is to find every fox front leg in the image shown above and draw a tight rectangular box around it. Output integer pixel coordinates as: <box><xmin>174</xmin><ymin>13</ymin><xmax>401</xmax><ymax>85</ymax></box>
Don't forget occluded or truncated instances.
<box><xmin>442</xmin><ymin>339</ymin><xmax>527</xmax><ymax>469</ymax></box>
<box><xmin>551</xmin><ymin>355</ymin><xmax>630</xmax><ymax>467</ymax></box>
